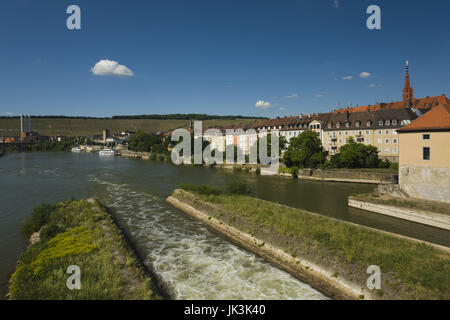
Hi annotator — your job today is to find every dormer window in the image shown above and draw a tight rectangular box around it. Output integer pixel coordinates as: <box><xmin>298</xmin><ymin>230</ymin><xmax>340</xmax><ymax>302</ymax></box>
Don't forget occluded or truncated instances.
<box><xmin>392</xmin><ymin>120</ymin><xmax>398</xmax><ymax>125</ymax></box>
<box><xmin>345</xmin><ymin>123</ymin><xmax>350</xmax><ymax>128</ymax></box>
<box><xmin>385</xmin><ymin>120</ymin><xmax>390</xmax><ymax>125</ymax></box>
<box><xmin>356</xmin><ymin>121</ymin><xmax>360</xmax><ymax>128</ymax></box>
<box><xmin>336</xmin><ymin>123</ymin><xmax>340</xmax><ymax>128</ymax></box>
<box><xmin>366</xmin><ymin>121</ymin><xmax>371</xmax><ymax>127</ymax></box>
<box><xmin>328</xmin><ymin>123</ymin><xmax>332</xmax><ymax>129</ymax></box>
<box><xmin>379</xmin><ymin>121</ymin><xmax>383</xmax><ymax>126</ymax></box>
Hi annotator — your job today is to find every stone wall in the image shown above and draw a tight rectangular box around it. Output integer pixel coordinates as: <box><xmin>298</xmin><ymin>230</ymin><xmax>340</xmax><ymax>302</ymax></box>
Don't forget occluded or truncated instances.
<box><xmin>400</xmin><ymin>165</ymin><xmax>450</xmax><ymax>203</ymax></box>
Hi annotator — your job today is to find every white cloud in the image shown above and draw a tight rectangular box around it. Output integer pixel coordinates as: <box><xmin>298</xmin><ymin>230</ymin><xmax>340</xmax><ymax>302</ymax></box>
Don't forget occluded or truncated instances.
<box><xmin>4</xmin><ymin>112</ymin><xmax>14</xmax><ymax>116</ymax></box>
<box><xmin>91</xmin><ymin>59</ymin><xmax>134</xmax><ymax>77</ymax></box>
<box><xmin>255</xmin><ymin>100</ymin><xmax>272</xmax><ymax>109</ymax></box>
<box><xmin>333</xmin><ymin>77</ymin><xmax>339</xmax><ymax>81</ymax></box>
<box><xmin>315</xmin><ymin>94</ymin><xmax>324</xmax><ymax>98</ymax></box>
<box><xmin>280</xmin><ymin>107</ymin><xmax>285</xmax><ymax>111</ymax></box>
<box><xmin>369</xmin><ymin>84</ymin><xmax>382</xmax><ymax>88</ymax></box>
<box><xmin>284</xmin><ymin>93</ymin><xmax>299</xmax><ymax>99</ymax></box>
<box><xmin>342</xmin><ymin>75</ymin><xmax>353</xmax><ymax>80</ymax></box>
<box><xmin>360</xmin><ymin>72</ymin><xmax>371</xmax><ymax>78</ymax></box>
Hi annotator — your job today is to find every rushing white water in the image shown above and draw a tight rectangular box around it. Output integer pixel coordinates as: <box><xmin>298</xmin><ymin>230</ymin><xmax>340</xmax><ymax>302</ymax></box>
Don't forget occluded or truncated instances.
<box><xmin>91</xmin><ymin>177</ymin><xmax>328</xmax><ymax>300</ymax></box>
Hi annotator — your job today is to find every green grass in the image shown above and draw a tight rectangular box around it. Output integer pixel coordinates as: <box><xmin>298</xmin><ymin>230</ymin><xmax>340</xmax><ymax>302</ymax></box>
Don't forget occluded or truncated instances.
<box><xmin>10</xmin><ymin>198</ymin><xmax>156</xmax><ymax>300</ymax></box>
<box><xmin>179</xmin><ymin>190</ymin><xmax>450</xmax><ymax>299</ymax></box>
<box><xmin>0</xmin><ymin>118</ymin><xmax>260</xmax><ymax>137</ymax></box>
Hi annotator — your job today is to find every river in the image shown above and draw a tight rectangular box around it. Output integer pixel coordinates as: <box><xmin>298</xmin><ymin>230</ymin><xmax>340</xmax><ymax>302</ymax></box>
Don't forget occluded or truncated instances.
<box><xmin>1</xmin><ymin>152</ymin><xmax>449</xmax><ymax>299</ymax></box>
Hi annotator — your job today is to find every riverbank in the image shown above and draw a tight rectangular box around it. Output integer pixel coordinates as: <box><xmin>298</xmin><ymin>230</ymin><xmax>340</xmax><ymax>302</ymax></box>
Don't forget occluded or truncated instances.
<box><xmin>167</xmin><ymin>188</ymin><xmax>450</xmax><ymax>300</ymax></box>
<box><xmin>8</xmin><ymin>198</ymin><xmax>160</xmax><ymax>300</ymax></box>
<box><xmin>349</xmin><ymin>193</ymin><xmax>450</xmax><ymax>231</ymax></box>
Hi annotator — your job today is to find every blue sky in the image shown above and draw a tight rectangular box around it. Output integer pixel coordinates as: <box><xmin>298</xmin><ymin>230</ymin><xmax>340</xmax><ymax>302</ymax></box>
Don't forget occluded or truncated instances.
<box><xmin>1</xmin><ymin>0</ymin><xmax>449</xmax><ymax>117</ymax></box>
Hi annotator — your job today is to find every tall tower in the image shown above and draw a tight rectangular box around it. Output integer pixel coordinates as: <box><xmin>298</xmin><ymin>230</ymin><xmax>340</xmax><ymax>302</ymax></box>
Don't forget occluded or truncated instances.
<box><xmin>403</xmin><ymin>61</ymin><xmax>414</xmax><ymax>105</ymax></box>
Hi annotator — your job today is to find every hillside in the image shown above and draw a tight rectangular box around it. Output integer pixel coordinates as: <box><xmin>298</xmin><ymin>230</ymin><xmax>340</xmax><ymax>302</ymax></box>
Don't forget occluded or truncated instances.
<box><xmin>0</xmin><ymin>117</ymin><xmax>261</xmax><ymax>137</ymax></box>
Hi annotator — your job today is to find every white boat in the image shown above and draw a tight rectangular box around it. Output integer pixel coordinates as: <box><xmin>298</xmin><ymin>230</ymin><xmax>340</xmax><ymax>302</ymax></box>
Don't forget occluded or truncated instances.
<box><xmin>71</xmin><ymin>146</ymin><xmax>82</xmax><ymax>153</ymax></box>
<box><xmin>99</xmin><ymin>148</ymin><xmax>119</xmax><ymax>156</ymax></box>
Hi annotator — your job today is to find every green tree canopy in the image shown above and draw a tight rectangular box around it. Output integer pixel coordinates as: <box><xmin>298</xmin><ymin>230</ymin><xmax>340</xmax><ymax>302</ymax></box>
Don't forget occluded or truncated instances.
<box><xmin>331</xmin><ymin>137</ymin><xmax>382</xmax><ymax>168</ymax></box>
<box><xmin>282</xmin><ymin>130</ymin><xmax>327</xmax><ymax>168</ymax></box>
<box><xmin>128</xmin><ymin>130</ymin><xmax>161</xmax><ymax>152</ymax></box>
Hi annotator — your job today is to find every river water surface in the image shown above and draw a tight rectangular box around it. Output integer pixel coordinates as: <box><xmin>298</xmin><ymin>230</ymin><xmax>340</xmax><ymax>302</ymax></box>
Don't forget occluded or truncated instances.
<box><xmin>1</xmin><ymin>153</ymin><xmax>449</xmax><ymax>299</ymax></box>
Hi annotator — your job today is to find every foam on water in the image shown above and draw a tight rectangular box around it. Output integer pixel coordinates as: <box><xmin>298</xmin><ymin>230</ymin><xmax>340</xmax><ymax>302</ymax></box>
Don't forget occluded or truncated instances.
<box><xmin>90</xmin><ymin>176</ymin><xmax>328</xmax><ymax>300</ymax></box>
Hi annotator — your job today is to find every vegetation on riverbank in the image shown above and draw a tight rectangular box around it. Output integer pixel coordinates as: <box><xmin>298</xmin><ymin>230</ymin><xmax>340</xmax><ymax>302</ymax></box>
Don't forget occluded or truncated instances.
<box><xmin>174</xmin><ymin>185</ymin><xmax>450</xmax><ymax>299</ymax></box>
<box><xmin>350</xmin><ymin>193</ymin><xmax>450</xmax><ymax>216</ymax></box>
<box><xmin>10</xmin><ymin>198</ymin><xmax>158</xmax><ymax>300</ymax></box>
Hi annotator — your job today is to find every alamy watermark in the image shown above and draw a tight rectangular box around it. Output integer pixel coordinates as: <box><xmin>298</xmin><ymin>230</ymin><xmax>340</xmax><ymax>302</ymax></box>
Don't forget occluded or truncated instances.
<box><xmin>66</xmin><ymin>265</ymin><xmax>81</xmax><ymax>290</ymax></box>
<box><xmin>170</xmin><ymin>121</ymin><xmax>280</xmax><ymax>170</ymax></box>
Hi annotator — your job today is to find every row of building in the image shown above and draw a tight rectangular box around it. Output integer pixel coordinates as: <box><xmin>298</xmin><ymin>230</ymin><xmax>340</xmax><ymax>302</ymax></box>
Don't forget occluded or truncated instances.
<box><xmin>200</xmin><ymin>63</ymin><xmax>449</xmax><ymax>165</ymax></box>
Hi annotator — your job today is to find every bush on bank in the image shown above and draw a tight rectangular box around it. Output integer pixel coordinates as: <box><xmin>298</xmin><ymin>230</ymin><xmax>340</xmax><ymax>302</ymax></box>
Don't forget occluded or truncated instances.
<box><xmin>10</xmin><ymin>199</ymin><xmax>156</xmax><ymax>300</ymax></box>
<box><xmin>179</xmin><ymin>180</ymin><xmax>252</xmax><ymax>197</ymax></box>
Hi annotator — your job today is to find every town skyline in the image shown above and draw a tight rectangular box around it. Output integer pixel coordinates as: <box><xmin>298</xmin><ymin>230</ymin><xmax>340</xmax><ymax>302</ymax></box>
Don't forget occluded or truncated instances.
<box><xmin>1</xmin><ymin>1</ymin><xmax>450</xmax><ymax>118</ymax></box>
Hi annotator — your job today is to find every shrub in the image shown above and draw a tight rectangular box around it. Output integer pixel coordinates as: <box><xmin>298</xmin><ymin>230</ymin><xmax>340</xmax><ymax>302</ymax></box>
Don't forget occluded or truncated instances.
<box><xmin>291</xmin><ymin>166</ymin><xmax>299</xmax><ymax>178</ymax></box>
<box><xmin>150</xmin><ymin>153</ymin><xmax>157</xmax><ymax>161</ymax></box>
<box><xmin>20</xmin><ymin>204</ymin><xmax>58</xmax><ymax>238</ymax></box>
<box><xmin>158</xmin><ymin>154</ymin><xmax>166</xmax><ymax>162</ymax></box>
<box><xmin>378</xmin><ymin>158</ymin><xmax>391</xmax><ymax>169</ymax></box>
<box><xmin>255</xmin><ymin>168</ymin><xmax>261</xmax><ymax>175</ymax></box>
<box><xmin>224</xmin><ymin>179</ymin><xmax>252</xmax><ymax>196</ymax></box>
<box><xmin>390</xmin><ymin>162</ymin><xmax>399</xmax><ymax>170</ymax></box>
<box><xmin>179</xmin><ymin>183</ymin><xmax>222</xmax><ymax>195</ymax></box>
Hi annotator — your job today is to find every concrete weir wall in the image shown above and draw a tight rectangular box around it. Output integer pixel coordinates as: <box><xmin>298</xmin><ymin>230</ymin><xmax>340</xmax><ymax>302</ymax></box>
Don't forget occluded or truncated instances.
<box><xmin>348</xmin><ymin>199</ymin><xmax>450</xmax><ymax>231</ymax></box>
<box><xmin>400</xmin><ymin>165</ymin><xmax>450</xmax><ymax>204</ymax></box>
<box><xmin>166</xmin><ymin>193</ymin><xmax>377</xmax><ymax>300</ymax></box>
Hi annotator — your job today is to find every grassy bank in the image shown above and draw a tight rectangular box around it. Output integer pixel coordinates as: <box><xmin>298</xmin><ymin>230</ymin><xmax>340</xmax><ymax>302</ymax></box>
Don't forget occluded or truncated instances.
<box><xmin>9</xmin><ymin>198</ymin><xmax>159</xmax><ymax>300</ymax></box>
<box><xmin>172</xmin><ymin>186</ymin><xmax>450</xmax><ymax>300</ymax></box>
<box><xmin>350</xmin><ymin>193</ymin><xmax>450</xmax><ymax>216</ymax></box>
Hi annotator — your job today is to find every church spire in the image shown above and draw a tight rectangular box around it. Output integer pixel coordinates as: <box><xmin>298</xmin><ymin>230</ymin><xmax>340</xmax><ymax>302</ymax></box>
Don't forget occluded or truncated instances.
<box><xmin>403</xmin><ymin>60</ymin><xmax>414</xmax><ymax>105</ymax></box>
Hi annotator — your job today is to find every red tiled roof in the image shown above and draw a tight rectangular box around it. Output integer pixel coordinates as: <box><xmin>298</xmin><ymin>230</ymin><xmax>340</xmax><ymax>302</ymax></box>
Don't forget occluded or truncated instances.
<box><xmin>333</xmin><ymin>94</ymin><xmax>449</xmax><ymax>115</ymax></box>
<box><xmin>397</xmin><ymin>104</ymin><xmax>450</xmax><ymax>132</ymax></box>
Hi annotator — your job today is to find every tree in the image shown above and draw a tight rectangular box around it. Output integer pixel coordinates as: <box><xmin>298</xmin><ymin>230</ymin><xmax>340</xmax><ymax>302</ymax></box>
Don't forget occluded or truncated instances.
<box><xmin>282</xmin><ymin>130</ymin><xmax>327</xmax><ymax>168</ymax></box>
<box><xmin>331</xmin><ymin>137</ymin><xmax>383</xmax><ymax>168</ymax></box>
<box><xmin>128</xmin><ymin>130</ymin><xmax>161</xmax><ymax>152</ymax></box>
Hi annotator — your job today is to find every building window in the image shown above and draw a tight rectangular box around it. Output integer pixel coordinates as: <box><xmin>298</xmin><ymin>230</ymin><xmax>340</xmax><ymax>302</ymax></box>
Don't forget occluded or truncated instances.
<box><xmin>345</xmin><ymin>122</ymin><xmax>349</xmax><ymax>128</ymax></box>
<box><xmin>366</xmin><ymin>130</ymin><xmax>370</xmax><ymax>135</ymax></box>
<box><xmin>385</xmin><ymin>148</ymin><xmax>390</xmax><ymax>154</ymax></box>
<box><xmin>327</xmin><ymin>132</ymin><xmax>330</xmax><ymax>136</ymax></box>
<box><xmin>356</xmin><ymin>122</ymin><xmax>360</xmax><ymax>128</ymax></box>
<box><xmin>385</xmin><ymin>130</ymin><xmax>390</xmax><ymax>135</ymax></box>
<box><xmin>393</xmin><ymin>129</ymin><xmax>397</xmax><ymax>135</ymax></box>
<box><xmin>393</xmin><ymin>138</ymin><xmax>398</xmax><ymax>144</ymax></box>
<box><xmin>339</xmin><ymin>131</ymin><xmax>342</xmax><ymax>136</ymax></box>
<box><xmin>328</xmin><ymin>123</ymin><xmax>332</xmax><ymax>129</ymax></box>
<box><xmin>377</xmin><ymin>138</ymin><xmax>382</xmax><ymax>144</ymax></box>
<box><xmin>377</xmin><ymin>148</ymin><xmax>382</xmax><ymax>153</ymax></box>
<box><xmin>379</xmin><ymin>121</ymin><xmax>383</xmax><ymax>126</ymax></box>
<box><xmin>378</xmin><ymin>130</ymin><xmax>382</xmax><ymax>135</ymax></box>
<box><xmin>366</xmin><ymin>138</ymin><xmax>370</xmax><ymax>144</ymax></box>
<box><xmin>345</xmin><ymin>131</ymin><xmax>348</xmax><ymax>136</ymax></box>
<box><xmin>385</xmin><ymin>120</ymin><xmax>390</xmax><ymax>125</ymax></box>
<box><xmin>366</xmin><ymin>121</ymin><xmax>371</xmax><ymax>127</ymax></box>
<box><xmin>333</xmin><ymin>132</ymin><xmax>336</xmax><ymax>138</ymax></box>
<box><xmin>423</xmin><ymin>134</ymin><xmax>430</xmax><ymax>140</ymax></box>
<box><xmin>385</xmin><ymin>139</ymin><xmax>390</xmax><ymax>144</ymax></box>
<box><xmin>336</xmin><ymin>123</ymin><xmax>340</xmax><ymax>128</ymax></box>
<box><xmin>392</xmin><ymin>120</ymin><xmax>398</xmax><ymax>125</ymax></box>
<box><xmin>339</xmin><ymin>139</ymin><xmax>342</xmax><ymax>144</ymax></box>
<box><xmin>393</xmin><ymin>148</ymin><xmax>398</xmax><ymax>154</ymax></box>
<box><xmin>423</xmin><ymin>147</ymin><xmax>430</xmax><ymax>160</ymax></box>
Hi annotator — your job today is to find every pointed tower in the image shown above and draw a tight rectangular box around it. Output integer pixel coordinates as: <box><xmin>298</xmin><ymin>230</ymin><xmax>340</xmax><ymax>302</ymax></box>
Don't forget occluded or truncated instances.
<box><xmin>403</xmin><ymin>61</ymin><xmax>414</xmax><ymax>106</ymax></box>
